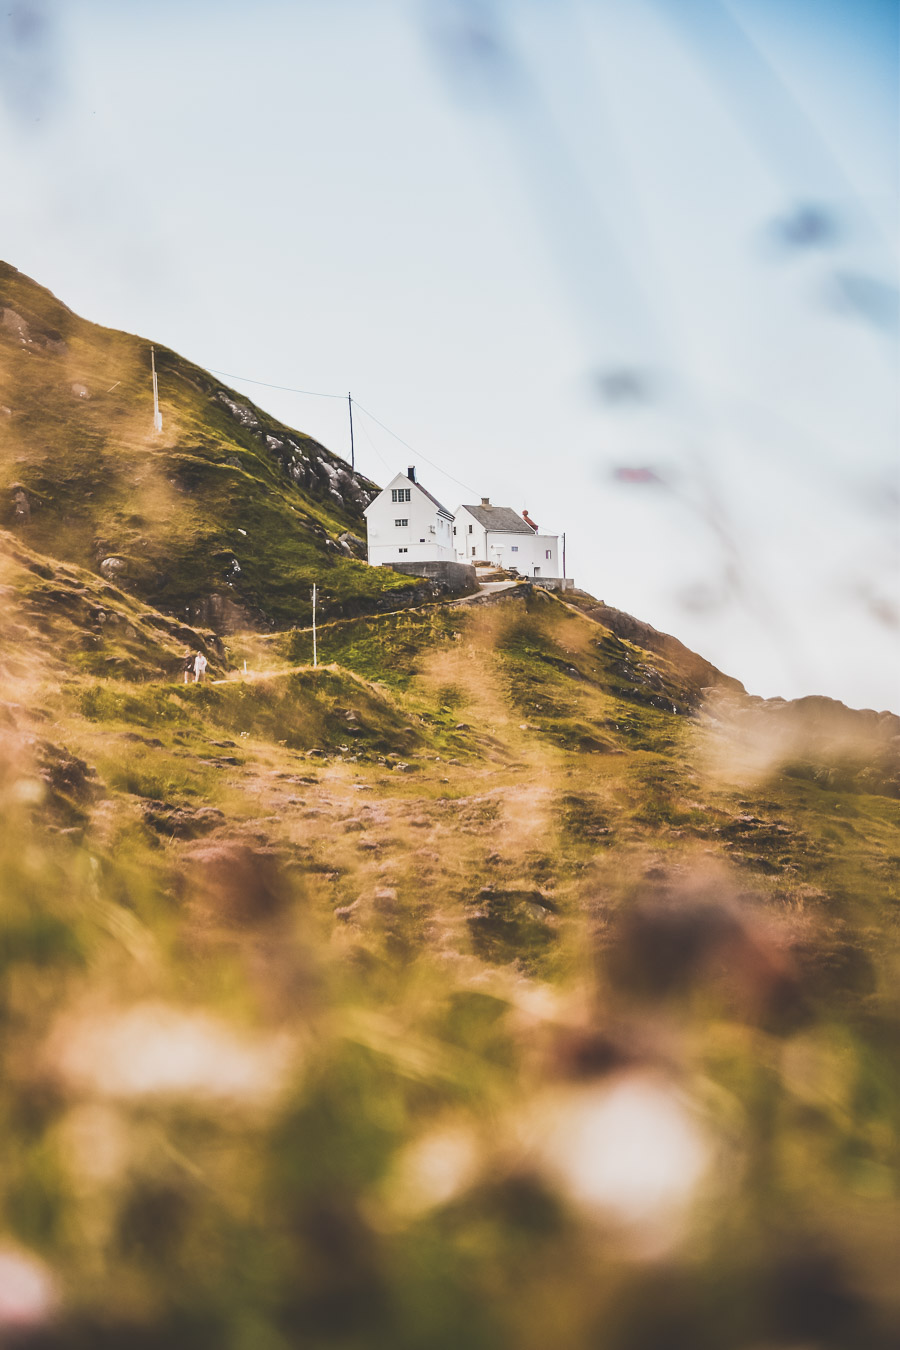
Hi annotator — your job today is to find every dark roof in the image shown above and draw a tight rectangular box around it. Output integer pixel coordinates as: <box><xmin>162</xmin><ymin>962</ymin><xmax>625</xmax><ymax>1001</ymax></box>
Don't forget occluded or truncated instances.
<box><xmin>459</xmin><ymin>504</ymin><xmax>535</xmax><ymax>534</ymax></box>
<box><xmin>414</xmin><ymin>480</ymin><xmax>453</xmax><ymax>519</ymax></box>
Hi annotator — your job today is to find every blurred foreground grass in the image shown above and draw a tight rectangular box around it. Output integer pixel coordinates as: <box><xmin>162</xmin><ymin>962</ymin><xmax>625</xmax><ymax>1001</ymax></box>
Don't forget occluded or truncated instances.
<box><xmin>0</xmin><ymin>587</ymin><xmax>898</xmax><ymax>1349</ymax></box>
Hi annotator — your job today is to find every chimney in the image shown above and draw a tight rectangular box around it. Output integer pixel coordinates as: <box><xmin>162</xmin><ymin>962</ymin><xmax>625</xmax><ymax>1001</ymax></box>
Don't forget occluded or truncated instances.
<box><xmin>522</xmin><ymin>509</ymin><xmax>538</xmax><ymax>532</ymax></box>
<box><xmin>481</xmin><ymin>497</ymin><xmax>490</xmax><ymax>507</ymax></box>
<box><xmin>407</xmin><ymin>466</ymin><xmax>416</xmax><ymax>482</ymax></box>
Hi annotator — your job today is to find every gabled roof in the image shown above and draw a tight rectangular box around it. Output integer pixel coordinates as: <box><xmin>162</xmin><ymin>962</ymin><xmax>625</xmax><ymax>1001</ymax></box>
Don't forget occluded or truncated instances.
<box><xmin>365</xmin><ymin>473</ymin><xmax>452</xmax><ymax>520</ymax></box>
<box><xmin>415</xmin><ymin>481</ymin><xmax>453</xmax><ymax>520</ymax></box>
<box><xmin>459</xmin><ymin>504</ymin><xmax>535</xmax><ymax>534</ymax></box>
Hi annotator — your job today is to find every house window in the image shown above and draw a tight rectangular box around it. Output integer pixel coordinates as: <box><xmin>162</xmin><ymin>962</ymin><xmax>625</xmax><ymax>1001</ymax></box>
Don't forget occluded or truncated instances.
<box><xmin>511</xmin><ymin>545</ymin><xmax>518</xmax><ymax>553</ymax></box>
<box><xmin>545</xmin><ymin>550</ymin><xmax>551</xmax><ymax>559</ymax></box>
<box><xmin>471</xmin><ymin>547</ymin><xmax>475</xmax><ymax>557</ymax></box>
<box><xmin>419</xmin><ymin>538</ymin><xmax>425</xmax><ymax>543</ymax></box>
<box><xmin>453</xmin><ymin>526</ymin><xmax>456</xmax><ymax>536</ymax></box>
<box><xmin>391</xmin><ymin>488</ymin><xmax>411</xmax><ymax>503</ymax></box>
<box><xmin>395</xmin><ymin>518</ymin><xmax>408</xmax><ymax>527</ymax></box>
<box><xmin>398</xmin><ymin>547</ymin><xmax>408</xmax><ymax>554</ymax></box>
<box><xmin>468</xmin><ymin>524</ymin><xmax>473</xmax><ymax>533</ymax></box>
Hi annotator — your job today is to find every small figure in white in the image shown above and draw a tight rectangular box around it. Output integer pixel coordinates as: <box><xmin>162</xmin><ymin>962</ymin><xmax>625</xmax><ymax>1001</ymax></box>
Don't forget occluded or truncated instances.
<box><xmin>193</xmin><ymin>650</ymin><xmax>208</xmax><ymax>683</ymax></box>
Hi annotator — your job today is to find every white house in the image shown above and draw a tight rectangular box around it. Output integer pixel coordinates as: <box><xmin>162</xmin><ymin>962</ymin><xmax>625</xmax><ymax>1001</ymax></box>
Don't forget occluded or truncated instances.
<box><xmin>453</xmin><ymin>499</ymin><xmax>560</xmax><ymax>577</ymax></box>
<box><xmin>364</xmin><ymin>467</ymin><xmax>456</xmax><ymax>566</ymax></box>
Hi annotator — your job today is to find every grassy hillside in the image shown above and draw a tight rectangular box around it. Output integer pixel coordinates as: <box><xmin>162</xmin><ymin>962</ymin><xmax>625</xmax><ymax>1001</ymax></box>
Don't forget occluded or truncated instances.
<box><xmin>0</xmin><ymin>574</ymin><xmax>897</xmax><ymax>1348</ymax></box>
<box><xmin>0</xmin><ymin>262</ymin><xmax>420</xmax><ymax>627</ymax></box>
<box><xmin>0</xmin><ymin>265</ymin><xmax>898</xmax><ymax>1348</ymax></box>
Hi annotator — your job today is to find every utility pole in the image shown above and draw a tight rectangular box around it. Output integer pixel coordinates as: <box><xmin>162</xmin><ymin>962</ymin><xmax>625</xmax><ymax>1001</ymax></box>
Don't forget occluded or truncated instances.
<box><xmin>311</xmin><ymin>583</ymin><xmax>318</xmax><ymax>668</ymax></box>
<box><xmin>562</xmin><ymin>532</ymin><xmax>566</xmax><ymax>579</ymax></box>
<box><xmin>151</xmin><ymin>347</ymin><xmax>162</xmax><ymax>433</ymax></box>
<box><xmin>348</xmin><ymin>392</ymin><xmax>355</xmax><ymax>472</ymax></box>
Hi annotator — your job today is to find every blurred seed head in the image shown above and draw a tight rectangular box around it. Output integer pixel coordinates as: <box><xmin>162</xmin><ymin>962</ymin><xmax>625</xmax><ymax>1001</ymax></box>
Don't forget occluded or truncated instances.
<box><xmin>595</xmin><ymin>368</ymin><xmax>655</xmax><ymax>405</ymax></box>
<box><xmin>0</xmin><ymin>1247</ymin><xmax>56</xmax><ymax>1330</ymax></box>
<box><xmin>49</xmin><ymin>1002</ymin><xmax>297</xmax><ymax>1111</ymax></box>
<box><xmin>605</xmin><ymin>870</ymin><xmax>805</xmax><ymax>1030</ymax></box>
<box><xmin>827</xmin><ymin>270</ymin><xmax>900</xmax><ymax>335</ymax></box>
<box><xmin>765</xmin><ymin>202</ymin><xmax>840</xmax><ymax>254</ymax></box>
<box><xmin>0</xmin><ymin>0</ymin><xmax>64</xmax><ymax>129</ymax></box>
<box><xmin>520</xmin><ymin>1073</ymin><xmax>713</xmax><ymax>1257</ymax></box>
<box><xmin>384</xmin><ymin>1122</ymin><xmax>481</xmax><ymax>1220</ymax></box>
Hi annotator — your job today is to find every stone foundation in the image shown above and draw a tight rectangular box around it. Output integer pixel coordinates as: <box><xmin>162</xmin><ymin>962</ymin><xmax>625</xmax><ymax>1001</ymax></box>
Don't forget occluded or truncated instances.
<box><xmin>387</xmin><ymin>560</ymin><xmax>478</xmax><ymax>596</ymax></box>
<box><xmin>531</xmin><ymin>576</ymin><xmax>575</xmax><ymax>592</ymax></box>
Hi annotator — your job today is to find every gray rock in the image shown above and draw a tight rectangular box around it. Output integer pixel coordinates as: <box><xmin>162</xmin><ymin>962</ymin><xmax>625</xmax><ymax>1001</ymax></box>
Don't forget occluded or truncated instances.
<box><xmin>216</xmin><ymin>391</ymin><xmax>260</xmax><ymax>429</ymax></box>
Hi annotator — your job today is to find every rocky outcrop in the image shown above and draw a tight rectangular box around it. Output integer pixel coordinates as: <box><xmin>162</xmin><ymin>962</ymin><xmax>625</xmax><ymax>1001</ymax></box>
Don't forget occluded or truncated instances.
<box><xmin>0</xmin><ymin>304</ymin><xmax>67</xmax><ymax>353</ymax></box>
<box><xmin>11</xmin><ymin>487</ymin><xmax>31</xmax><ymax>523</ymax></box>
<box><xmin>183</xmin><ymin>591</ymin><xmax>249</xmax><ymax>640</ymax></box>
<box><xmin>338</xmin><ymin>531</ymin><xmax>367</xmax><ymax>559</ymax></box>
<box><xmin>578</xmin><ymin>599</ymin><xmax>745</xmax><ymax>696</ymax></box>
<box><xmin>703</xmin><ymin>689</ymin><xmax>900</xmax><ymax>798</ymax></box>
<box><xmin>215</xmin><ymin>390</ymin><xmax>377</xmax><ymax>517</ymax></box>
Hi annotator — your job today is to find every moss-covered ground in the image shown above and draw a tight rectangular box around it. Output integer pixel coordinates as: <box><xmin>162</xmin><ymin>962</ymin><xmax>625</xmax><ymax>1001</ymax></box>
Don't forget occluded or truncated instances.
<box><xmin>0</xmin><ymin>262</ymin><xmax>420</xmax><ymax>628</ymax></box>
<box><xmin>1</xmin><ymin>264</ymin><xmax>899</xmax><ymax>1347</ymax></box>
<box><xmin>0</xmin><ymin>572</ymin><xmax>898</xmax><ymax>1348</ymax></box>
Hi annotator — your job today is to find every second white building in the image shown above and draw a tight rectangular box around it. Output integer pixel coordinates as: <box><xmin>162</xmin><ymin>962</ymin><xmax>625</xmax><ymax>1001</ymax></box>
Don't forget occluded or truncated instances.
<box><xmin>453</xmin><ymin>499</ymin><xmax>559</xmax><ymax>577</ymax></box>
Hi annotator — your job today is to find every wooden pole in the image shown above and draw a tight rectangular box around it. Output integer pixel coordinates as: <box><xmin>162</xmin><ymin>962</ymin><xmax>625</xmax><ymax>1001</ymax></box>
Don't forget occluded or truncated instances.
<box><xmin>311</xmin><ymin>583</ymin><xmax>318</xmax><ymax>668</ymax></box>
<box><xmin>348</xmin><ymin>392</ymin><xmax>355</xmax><ymax>472</ymax></box>
<box><xmin>562</xmin><ymin>532</ymin><xmax>566</xmax><ymax>579</ymax></box>
<box><xmin>151</xmin><ymin>347</ymin><xmax>162</xmax><ymax>433</ymax></box>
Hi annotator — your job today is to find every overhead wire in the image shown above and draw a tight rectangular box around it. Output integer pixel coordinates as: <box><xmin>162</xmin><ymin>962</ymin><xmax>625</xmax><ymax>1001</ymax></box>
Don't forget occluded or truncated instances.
<box><xmin>353</xmin><ymin>408</ymin><xmax>394</xmax><ymax>477</ymax></box>
<box><xmin>349</xmin><ymin>399</ymin><xmax>478</xmax><ymax>496</ymax></box>
<box><xmin>207</xmin><ymin>369</ymin><xmax>346</xmax><ymax>399</ymax></box>
<box><xmin>207</xmin><ymin>365</ymin><xmax>479</xmax><ymax>497</ymax></box>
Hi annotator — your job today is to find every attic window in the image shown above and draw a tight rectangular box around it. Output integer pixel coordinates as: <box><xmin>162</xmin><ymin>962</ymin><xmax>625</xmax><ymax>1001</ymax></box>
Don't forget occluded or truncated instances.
<box><xmin>468</xmin><ymin>524</ymin><xmax>473</xmax><ymax>534</ymax></box>
<box><xmin>453</xmin><ymin>526</ymin><xmax>457</xmax><ymax>536</ymax></box>
<box><xmin>395</xmin><ymin>518</ymin><xmax>408</xmax><ymax>527</ymax></box>
<box><xmin>391</xmin><ymin>488</ymin><xmax>411</xmax><ymax>503</ymax></box>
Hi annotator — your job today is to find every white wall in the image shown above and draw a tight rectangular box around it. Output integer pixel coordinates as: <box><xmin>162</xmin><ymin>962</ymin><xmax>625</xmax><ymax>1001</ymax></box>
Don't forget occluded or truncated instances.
<box><xmin>486</xmin><ymin>531</ymin><xmax>559</xmax><ymax>575</ymax></box>
<box><xmin>452</xmin><ymin>506</ymin><xmax>559</xmax><ymax>574</ymax></box>
<box><xmin>523</xmin><ymin>533</ymin><xmax>559</xmax><ymax>576</ymax></box>
<box><xmin>365</xmin><ymin>474</ymin><xmax>456</xmax><ymax>564</ymax></box>
<box><xmin>452</xmin><ymin>506</ymin><xmax>488</xmax><ymax>563</ymax></box>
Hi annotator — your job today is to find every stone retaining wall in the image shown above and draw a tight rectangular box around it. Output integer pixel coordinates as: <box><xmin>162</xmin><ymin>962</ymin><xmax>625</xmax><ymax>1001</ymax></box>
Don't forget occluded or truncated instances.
<box><xmin>387</xmin><ymin>560</ymin><xmax>478</xmax><ymax>596</ymax></box>
<box><xmin>531</xmin><ymin>576</ymin><xmax>574</xmax><ymax>592</ymax></box>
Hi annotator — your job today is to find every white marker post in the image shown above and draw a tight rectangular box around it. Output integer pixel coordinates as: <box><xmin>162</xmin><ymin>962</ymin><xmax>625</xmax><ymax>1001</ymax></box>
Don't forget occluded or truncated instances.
<box><xmin>151</xmin><ymin>347</ymin><xmax>163</xmax><ymax>433</ymax></box>
<box><xmin>311</xmin><ymin>583</ymin><xmax>318</xmax><ymax>668</ymax></box>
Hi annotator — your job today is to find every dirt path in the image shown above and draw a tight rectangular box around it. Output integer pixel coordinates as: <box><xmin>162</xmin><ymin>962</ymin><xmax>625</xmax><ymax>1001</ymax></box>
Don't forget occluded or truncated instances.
<box><xmin>211</xmin><ymin>581</ymin><xmax>532</xmax><ymax>684</ymax></box>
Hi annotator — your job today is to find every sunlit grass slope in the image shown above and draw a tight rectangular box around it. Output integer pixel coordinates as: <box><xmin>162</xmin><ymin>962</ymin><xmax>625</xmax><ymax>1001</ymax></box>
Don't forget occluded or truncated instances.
<box><xmin>1</xmin><ymin>264</ymin><xmax>899</xmax><ymax>1349</ymax></box>
<box><xmin>0</xmin><ymin>261</ymin><xmax>418</xmax><ymax>627</ymax></box>
<box><xmin>0</xmin><ymin>576</ymin><xmax>897</xmax><ymax>1347</ymax></box>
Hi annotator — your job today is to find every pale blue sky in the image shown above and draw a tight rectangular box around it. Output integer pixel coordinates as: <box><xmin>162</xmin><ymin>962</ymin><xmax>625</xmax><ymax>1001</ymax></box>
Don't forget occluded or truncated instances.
<box><xmin>2</xmin><ymin>0</ymin><xmax>897</xmax><ymax>707</ymax></box>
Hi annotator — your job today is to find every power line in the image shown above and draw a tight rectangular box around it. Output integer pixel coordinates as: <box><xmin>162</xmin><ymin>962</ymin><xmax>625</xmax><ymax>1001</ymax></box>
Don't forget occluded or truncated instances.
<box><xmin>209</xmin><ymin>364</ymin><xmax>478</xmax><ymax>496</ymax></box>
<box><xmin>354</xmin><ymin>411</ymin><xmax>394</xmax><ymax>476</ymax></box>
<box><xmin>350</xmin><ymin>399</ymin><xmax>478</xmax><ymax>496</ymax></box>
<box><xmin>208</xmin><ymin>368</ymin><xmax>346</xmax><ymax>399</ymax></box>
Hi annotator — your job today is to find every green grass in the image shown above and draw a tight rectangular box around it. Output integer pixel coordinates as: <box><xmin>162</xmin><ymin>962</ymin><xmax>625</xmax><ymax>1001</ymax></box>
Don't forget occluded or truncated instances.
<box><xmin>2</xmin><ymin>262</ymin><xmax>900</xmax><ymax>1349</ymax></box>
<box><xmin>0</xmin><ymin>261</ymin><xmax>423</xmax><ymax>629</ymax></box>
